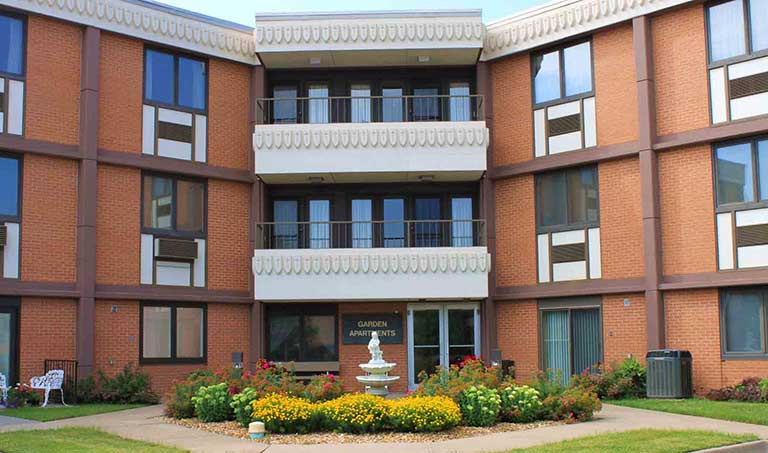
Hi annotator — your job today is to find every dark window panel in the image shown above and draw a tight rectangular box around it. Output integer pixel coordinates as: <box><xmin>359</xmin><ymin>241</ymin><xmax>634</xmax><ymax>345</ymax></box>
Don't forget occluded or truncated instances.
<box><xmin>176</xmin><ymin>180</ymin><xmax>205</xmax><ymax>234</ymax></box>
<box><xmin>178</xmin><ymin>57</ymin><xmax>206</xmax><ymax>110</ymax></box>
<box><xmin>723</xmin><ymin>289</ymin><xmax>764</xmax><ymax>353</ymax></box>
<box><xmin>533</xmin><ymin>50</ymin><xmax>561</xmax><ymax>104</ymax></box>
<box><xmin>0</xmin><ymin>157</ymin><xmax>20</xmax><ymax>218</ymax></box>
<box><xmin>145</xmin><ymin>49</ymin><xmax>175</xmax><ymax>105</ymax></box>
<box><xmin>142</xmin><ymin>306</ymin><xmax>172</xmax><ymax>359</ymax></box>
<box><xmin>716</xmin><ymin>142</ymin><xmax>754</xmax><ymax>205</ymax></box>
<box><xmin>537</xmin><ymin>171</ymin><xmax>568</xmax><ymax>228</ymax></box>
<box><xmin>0</xmin><ymin>14</ymin><xmax>24</xmax><ymax>76</ymax></box>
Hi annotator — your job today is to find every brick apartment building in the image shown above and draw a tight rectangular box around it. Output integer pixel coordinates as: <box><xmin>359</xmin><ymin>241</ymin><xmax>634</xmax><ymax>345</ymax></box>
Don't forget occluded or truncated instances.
<box><xmin>0</xmin><ymin>0</ymin><xmax>766</xmax><ymax>395</ymax></box>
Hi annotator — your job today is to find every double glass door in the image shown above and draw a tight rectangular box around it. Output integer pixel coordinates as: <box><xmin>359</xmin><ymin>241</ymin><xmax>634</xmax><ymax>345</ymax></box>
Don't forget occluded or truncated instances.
<box><xmin>407</xmin><ymin>304</ymin><xmax>480</xmax><ymax>389</ymax></box>
<box><xmin>0</xmin><ymin>302</ymin><xmax>18</xmax><ymax>385</ymax></box>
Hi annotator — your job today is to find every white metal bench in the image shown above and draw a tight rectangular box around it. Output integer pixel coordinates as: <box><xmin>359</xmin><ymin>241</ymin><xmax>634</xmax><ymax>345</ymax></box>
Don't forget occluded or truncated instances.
<box><xmin>0</xmin><ymin>372</ymin><xmax>7</xmax><ymax>404</ymax></box>
<box><xmin>30</xmin><ymin>369</ymin><xmax>67</xmax><ymax>407</ymax></box>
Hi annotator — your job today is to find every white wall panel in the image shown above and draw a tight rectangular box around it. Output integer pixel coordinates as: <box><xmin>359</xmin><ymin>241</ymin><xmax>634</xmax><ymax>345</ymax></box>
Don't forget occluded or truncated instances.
<box><xmin>158</xmin><ymin>139</ymin><xmax>193</xmax><ymax>160</ymax></box>
<box><xmin>534</xmin><ymin>109</ymin><xmax>546</xmax><ymax>157</ymax></box>
<box><xmin>156</xmin><ymin>261</ymin><xmax>191</xmax><ymax>286</ymax></box>
<box><xmin>735</xmin><ymin>208</ymin><xmax>768</xmax><ymax>227</ymax></box>
<box><xmin>194</xmin><ymin>239</ymin><xmax>206</xmax><ymax>288</ymax></box>
<box><xmin>158</xmin><ymin>108</ymin><xmax>193</xmax><ymax>126</ymax></box>
<box><xmin>548</xmin><ymin>131</ymin><xmax>582</xmax><ymax>154</ymax></box>
<box><xmin>7</xmin><ymin>80</ymin><xmax>23</xmax><ymax>135</ymax></box>
<box><xmin>3</xmin><ymin>222</ymin><xmax>19</xmax><ymax>279</ymax></box>
<box><xmin>538</xmin><ymin>233</ymin><xmax>550</xmax><ymax>283</ymax></box>
<box><xmin>194</xmin><ymin>115</ymin><xmax>207</xmax><ymax>163</ymax></box>
<box><xmin>553</xmin><ymin>261</ymin><xmax>586</xmax><ymax>282</ymax></box>
<box><xmin>547</xmin><ymin>100</ymin><xmax>580</xmax><ymax>119</ymax></box>
<box><xmin>142</xmin><ymin>105</ymin><xmax>155</xmax><ymax>155</ymax></box>
<box><xmin>728</xmin><ymin>56</ymin><xmax>768</xmax><ymax>79</ymax></box>
<box><xmin>709</xmin><ymin>68</ymin><xmax>727</xmax><ymax>124</ymax></box>
<box><xmin>551</xmin><ymin>229</ymin><xmax>585</xmax><ymax>246</ymax></box>
<box><xmin>730</xmin><ymin>92</ymin><xmax>768</xmax><ymax>121</ymax></box>
<box><xmin>582</xmin><ymin>97</ymin><xmax>596</xmax><ymax>148</ymax></box>
<box><xmin>588</xmin><ymin>227</ymin><xmax>601</xmax><ymax>279</ymax></box>
<box><xmin>737</xmin><ymin>244</ymin><xmax>768</xmax><ymax>269</ymax></box>
<box><xmin>717</xmin><ymin>212</ymin><xmax>735</xmax><ymax>270</ymax></box>
<box><xmin>140</xmin><ymin>234</ymin><xmax>154</xmax><ymax>284</ymax></box>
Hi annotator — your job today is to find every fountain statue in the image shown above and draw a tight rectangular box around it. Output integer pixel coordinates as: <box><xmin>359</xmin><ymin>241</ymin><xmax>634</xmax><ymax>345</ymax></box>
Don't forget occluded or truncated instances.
<box><xmin>356</xmin><ymin>331</ymin><xmax>400</xmax><ymax>396</ymax></box>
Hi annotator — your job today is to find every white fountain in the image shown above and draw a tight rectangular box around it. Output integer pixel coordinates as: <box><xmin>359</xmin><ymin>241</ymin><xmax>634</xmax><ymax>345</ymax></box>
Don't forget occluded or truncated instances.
<box><xmin>356</xmin><ymin>331</ymin><xmax>400</xmax><ymax>396</ymax></box>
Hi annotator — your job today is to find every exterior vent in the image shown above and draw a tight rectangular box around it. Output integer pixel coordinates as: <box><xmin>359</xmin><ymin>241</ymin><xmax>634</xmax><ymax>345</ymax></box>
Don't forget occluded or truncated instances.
<box><xmin>736</xmin><ymin>224</ymin><xmax>768</xmax><ymax>247</ymax></box>
<box><xmin>548</xmin><ymin>114</ymin><xmax>581</xmax><ymax>137</ymax></box>
<box><xmin>0</xmin><ymin>224</ymin><xmax>6</xmax><ymax>246</ymax></box>
<box><xmin>0</xmin><ymin>92</ymin><xmax>5</xmax><ymax>114</ymax></box>
<box><xmin>157</xmin><ymin>121</ymin><xmax>193</xmax><ymax>143</ymax></box>
<box><xmin>729</xmin><ymin>72</ymin><xmax>768</xmax><ymax>99</ymax></box>
<box><xmin>156</xmin><ymin>238</ymin><xmax>197</xmax><ymax>260</ymax></box>
<box><xmin>551</xmin><ymin>242</ymin><xmax>586</xmax><ymax>263</ymax></box>
<box><xmin>646</xmin><ymin>350</ymin><xmax>693</xmax><ymax>399</ymax></box>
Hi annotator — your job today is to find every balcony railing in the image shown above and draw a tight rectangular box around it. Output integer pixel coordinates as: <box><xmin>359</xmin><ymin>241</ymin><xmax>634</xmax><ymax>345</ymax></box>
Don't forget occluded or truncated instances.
<box><xmin>255</xmin><ymin>94</ymin><xmax>484</xmax><ymax>125</ymax></box>
<box><xmin>255</xmin><ymin>219</ymin><xmax>486</xmax><ymax>250</ymax></box>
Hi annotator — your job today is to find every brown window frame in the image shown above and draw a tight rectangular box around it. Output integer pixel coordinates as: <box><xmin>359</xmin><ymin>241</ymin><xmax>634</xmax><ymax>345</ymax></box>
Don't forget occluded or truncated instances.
<box><xmin>705</xmin><ymin>0</ymin><xmax>768</xmax><ymax>68</ymax></box>
<box><xmin>0</xmin><ymin>152</ymin><xmax>22</xmax><ymax>224</ymax></box>
<box><xmin>713</xmin><ymin>136</ymin><xmax>768</xmax><ymax>213</ymax></box>
<box><xmin>531</xmin><ymin>38</ymin><xmax>595</xmax><ymax>109</ymax></box>
<box><xmin>719</xmin><ymin>287</ymin><xmax>768</xmax><ymax>360</ymax></box>
<box><xmin>142</xmin><ymin>46</ymin><xmax>209</xmax><ymax>114</ymax></box>
<box><xmin>139</xmin><ymin>301</ymin><xmax>207</xmax><ymax>365</ymax></box>
<box><xmin>264</xmin><ymin>303</ymin><xmax>339</xmax><ymax>363</ymax></box>
<box><xmin>535</xmin><ymin>165</ymin><xmax>600</xmax><ymax>234</ymax></box>
<box><xmin>141</xmin><ymin>171</ymin><xmax>207</xmax><ymax>240</ymax></box>
<box><xmin>537</xmin><ymin>297</ymin><xmax>604</xmax><ymax>378</ymax></box>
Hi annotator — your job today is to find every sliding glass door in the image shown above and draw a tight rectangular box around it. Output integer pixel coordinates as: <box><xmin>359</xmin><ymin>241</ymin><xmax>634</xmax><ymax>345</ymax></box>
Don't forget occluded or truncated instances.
<box><xmin>0</xmin><ymin>300</ymin><xmax>18</xmax><ymax>385</ymax></box>
<box><xmin>541</xmin><ymin>307</ymin><xmax>602</xmax><ymax>386</ymax></box>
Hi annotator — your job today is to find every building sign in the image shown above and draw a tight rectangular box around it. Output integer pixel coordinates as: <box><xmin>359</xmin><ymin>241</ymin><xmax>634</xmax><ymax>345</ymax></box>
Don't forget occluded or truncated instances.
<box><xmin>342</xmin><ymin>314</ymin><xmax>403</xmax><ymax>344</ymax></box>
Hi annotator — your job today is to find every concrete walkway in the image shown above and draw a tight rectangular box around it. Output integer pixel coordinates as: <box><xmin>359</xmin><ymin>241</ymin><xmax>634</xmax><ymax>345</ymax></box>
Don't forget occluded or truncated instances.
<box><xmin>1</xmin><ymin>404</ymin><xmax>768</xmax><ymax>452</ymax></box>
<box><xmin>0</xmin><ymin>414</ymin><xmax>39</xmax><ymax>428</ymax></box>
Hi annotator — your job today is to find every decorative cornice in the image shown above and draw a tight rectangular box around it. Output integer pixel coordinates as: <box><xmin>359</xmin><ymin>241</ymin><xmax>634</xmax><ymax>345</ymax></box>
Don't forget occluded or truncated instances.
<box><xmin>482</xmin><ymin>0</ymin><xmax>692</xmax><ymax>61</ymax></box>
<box><xmin>6</xmin><ymin>0</ymin><xmax>257</xmax><ymax>64</ymax></box>
<box><xmin>253</xmin><ymin>122</ymin><xmax>489</xmax><ymax>151</ymax></box>
<box><xmin>254</xmin><ymin>15</ymin><xmax>484</xmax><ymax>52</ymax></box>
<box><xmin>253</xmin><ymin>249</ymin><xmax>491</xmax><ymax>276</ymax></box>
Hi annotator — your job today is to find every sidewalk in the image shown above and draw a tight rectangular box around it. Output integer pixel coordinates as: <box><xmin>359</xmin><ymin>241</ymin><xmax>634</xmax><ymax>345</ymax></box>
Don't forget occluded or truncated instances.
<box><xmin>1</xmin><ymin>404</ymin><xmax>768</xmax><ymax>452</ymax></box>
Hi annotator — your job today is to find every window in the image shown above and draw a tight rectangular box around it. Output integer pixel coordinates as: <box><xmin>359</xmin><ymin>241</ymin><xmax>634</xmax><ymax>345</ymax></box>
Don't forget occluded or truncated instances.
<box><xmin>0</xmin><ymin>13</ymin><xmax>24</xmax><ymax>76</ymax></box>
<box><xmin>273</xmin><ymin>86</ymin><xmax>298</xmax><ymax>124</ymax></box>
<box><xmin>309</xmin><ymin>199</ymin><xmax>331</xmax><ymax>249</ymax></box>
<box><xmin>540</xmin><ymin>298</ymin><xmax>602</xmax><ymax>385</ymax></box>
<box><xmin>266</xmin><ymin>304</ymin><xmax>337</xmax><ymax>363</ymax></box>
<box><xmin>141</xmin><ymin>303</ymin><xmax>206</xmax><ymax>363</ymax></box>
<box><xmin>721</xmin><ymin>288</ymin><xmax>767</xmax><ymax>357</ymax></box>
<box><xmin>307</xmin><ymin>83</ymin><xmax>329</xmax><ymax>124</ymax></box>
<box><xmin>382</xmin><ymin>87</ymin><xmax>404</xmax><ymax>122</ymax></box>
<box><xmin>273</xmin><ymin>200</ymin><xmax>299</xmax><ymax>249</ymax></box>
<box><xmin>533</xmin><ymin>41</ymin><xmax>593</xmax><ymax>105</ymax></box>
<box><xmin>383</xmin><ymin>198</ymin><xmax>405</xmax><ymax>248</ymax></box>
<box><xmin>449</xmin><ymin>82</ymin><xmax>471</xmax><ymax>121</ymax></box>
<box><xmin>142</xmin><ymin>174</ymin><xmax>206</xmax><ymax>237</ymax></box>
<box><xmin>536</xmin><ymin>166</ymin><xmax>599</xmax><ymax>231</ymax></box>
<box><xmin>707</xmin><ymin>0</ymin><xmax>768</xmax><ymax>64</ymax></box>
<box><xmin>412</xmin><ymin>87</ymin><xmax>440</xmax><ymax>121</ymax></box>
<box><xmin>0</xmin><ymin>154</ymin><xmax>20</xmax><ymax>222</ymax></box>
<box><xmin>715</xmin><ymin>137</ymin><xmax>768</xmax><ymax>208</ymax></box>
<box><xmin>351</xmin><ymin>199</ymin><xmax>373</xmax><ymax>248</ymax></box>
<box><xmin>350</xmin><ymin>84</ymin><xmax>371</xmax><ymax>123</ymax></box>
<box><xmin>144</xmin><ymin>48</ymin><xmax>207</xmax><ymax>111</ymax></box>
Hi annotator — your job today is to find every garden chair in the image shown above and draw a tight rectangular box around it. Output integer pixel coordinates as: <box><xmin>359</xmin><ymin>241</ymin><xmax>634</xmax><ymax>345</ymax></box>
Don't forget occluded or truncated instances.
<box><xmin>29</xmin><ymin>369</ymin><xmax>67</xmax><ymax>407</ymax></box>
<box><xmin>0</xmin><ymin>372</ymin><xmax>7</xmax><ymax>404</ymax></box>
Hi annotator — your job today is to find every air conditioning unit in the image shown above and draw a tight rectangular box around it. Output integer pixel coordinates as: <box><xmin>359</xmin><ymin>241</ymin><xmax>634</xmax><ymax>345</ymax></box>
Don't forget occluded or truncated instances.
<box><xmin>156</xmin><ymin>238</ymin><xmax>197</xmax><ymax>260</ymax></box>
<box><xmin>0</xmin><ymin>224</ymin><xmax>6</xmax><ymax>247</ymax></box>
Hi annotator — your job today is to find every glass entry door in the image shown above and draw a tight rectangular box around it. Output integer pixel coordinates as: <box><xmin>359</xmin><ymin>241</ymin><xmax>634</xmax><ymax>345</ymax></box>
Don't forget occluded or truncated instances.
<box><xmin>0</xmin><ymin>302</ymin><xmax>18</xmax><ymax>385</ymax></box>
<box><xmin>407</xmin><ymin>303</ymin><xmax>480</xmax><ymax>389</ymax></box>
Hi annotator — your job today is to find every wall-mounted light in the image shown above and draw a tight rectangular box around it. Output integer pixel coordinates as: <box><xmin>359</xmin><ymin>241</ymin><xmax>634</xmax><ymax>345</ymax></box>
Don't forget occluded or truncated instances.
<box><xmin>417</xmin><ymin>55</ymin><xmax>430</xmax><ymax>63</ymax></box>
<box><xmin>309</xmin><ymin>57</ymin><xmax>322</xmax><ymax>65</ymax></box>
<box><xmin>308</xmin><ymin>176</ymin><xmax>325</xmax><ymax>183</ymax></box>
<box><xmin>418</xmin><ymin>175</ymin><xmax>435</xmax><ymax>182</ymax></box>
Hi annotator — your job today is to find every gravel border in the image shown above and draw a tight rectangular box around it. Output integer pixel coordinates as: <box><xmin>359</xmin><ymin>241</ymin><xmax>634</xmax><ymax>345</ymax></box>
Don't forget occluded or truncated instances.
<box><xmin>162</xmin><ymin>417</ymin><xmax>563</xmax><ymax>445</ymax></box>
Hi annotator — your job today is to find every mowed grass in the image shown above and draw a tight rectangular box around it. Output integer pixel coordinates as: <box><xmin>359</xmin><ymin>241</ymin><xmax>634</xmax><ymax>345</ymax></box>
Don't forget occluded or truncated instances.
<box><xmin>506</xmin><ymin>429</ymin><xmax>757</xmax><ymax>453</ymax></box>
<box><xmin>0</xmin><ymin>404</ymin><xmax>145</xmax><ymax>422</ymax></box>
<box><xmin>0</xmin><ymin>427</ymin><xmax>186</xmax><ymax>453</ymax></box>
<box><xmin>611</xmin><ymin>399</ymin><xmax>768</xmax><ymax>426</ymax></box>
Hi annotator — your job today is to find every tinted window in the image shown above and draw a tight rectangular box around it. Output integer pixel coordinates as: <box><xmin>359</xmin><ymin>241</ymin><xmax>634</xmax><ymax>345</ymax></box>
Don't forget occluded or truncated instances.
<box><xmin>537</xmin><ymin>166</ymin><xmax>598</xmax><ymax>229</ymax></box>
<box><xmin>534</xmin><ymin>42</ymin><xmax>593</xmax><ymax>104</ymax></box>
<box><xmin>563</xmin><ymin>42</ymin><xmax>592</xmax><ymax>96</ymax></box>
<box><xmin>716</xmin><ymin>142</ymin><xmax>754</xmax><ymax>205</ymax></box>
<box><xmin>722</xmin><ymin>289</ymin><xmax>764</xmax><ymax>354</ymax></box>
<box><xmin>176</xmin><ymin>307</ymin><xmax>204</xmax><ymax>359</ymax></box>
<box><xmin>309</xmin><ymin>199</ymin><xmax>330</xmax><ymax>249</ymax></box>
<box><xmin>351</xmin><ymin>199</ymin><xmax>372</xmax><ymax>248</ymax></box>
<box><xmin>266</xmin><ymin>305</ymin><xmax>337</xmax><ymax>362</ymax></box>
<box><xmin>142</xmin><ymin>175</ymin><xmax>205</xmax><ymax>235</ymax></box>
<box><xmin>176</xmin><ymin>180</ymin><xmax>205</xmax><ymax>233</ymax></box>
<box><xmin>178</xmin><ymin>57</ymin><xmax>206</xmax><ymax>110</ymax></box>
<box><xmin>759</xmin><ymin>140</ymin><xmax>768</xmax><ymax>200</ymax></box>
<box><xmin>273</xmin><ymin>86</ymin><xmax>298</xmax><ymax>124</ymax></box>
<box><xmin>142</xmin><ymin>304</ymin><xmax>205</xmax><ymax>362</ymax></box>
<box><xmin>0</xmin><ymin>14</ymin><xmax>23</xmax><ymax>76</ymax></box>
<box><xmin>0</xmin><ymin>156</ymin><xmax>20</xmax><ymax>218</ymax></box>
<box><xmin>533</xmin><ymin>50</ymin><xmax>560</xmax><ymax>104</ymax></box>
<box><xmin>382</xmin><ymin>87</ymin><xmax>403</xmax><ymax>122</ymax></box>
<box><xmin>145</xmin><ymin>50</ymin><xmax>175</xmax><ymax>105</ymax></box>
<box><xmin>449</xmin><ymin>82</ymin><xmax>471</xmax><ymax>121</ymax></box>
<box><xmin>350</xmin><ymin>84</ymin><xmax>371</xmax><ymax>123</ymax></box>
<box><xmin>383</xmin><ymin>198</ymin><xmax>405</xmax><ymax>247</ymax></box>
<box><xmin>143</xmin><ymin>176</ymin><xmax>173</xmax><ymax>230</ymax></box>
<box><xmin>413</xmin><ymin>87</ymin><xmax>439</xmax><ymax>121</ymax></box>
<box><xmin>708</xmin><ymin>0</ymin><xmax>747</xmax><ymax>62</ymax></box>
<box><xmin>273</xmin><ymin>200</ymin><xmax>298</xmax><ymax>249</ymax></box>
<box><xmin>308</xmin><ymin>83</ymin><xmax>329</xmax><ymax>124</ymax></box>
<box><xmin>145</xmin><ymin>49</ymin><xmax>206</xmax><ymax>110</ymax></box>
<box><xmin>537</xmin><ymin>172</ymin><xmax>567</xmax><ymax>228</ymax></box>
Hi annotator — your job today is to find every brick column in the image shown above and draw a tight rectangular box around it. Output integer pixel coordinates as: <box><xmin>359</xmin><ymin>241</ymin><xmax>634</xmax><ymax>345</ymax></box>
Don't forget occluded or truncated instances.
<box><xmin>249</xmin><ymin>65</ymin><xmax>266</xmax><ymax>369</ymax></box>
<box><xmin>76</xmin><ymin>26</ymin><xmax>101</xmax><ymax>376</ymax></box>
<box><xmin>634</xmin><ymin>16</ymin><xmax>665</xmax><ymax>350</ymax></box>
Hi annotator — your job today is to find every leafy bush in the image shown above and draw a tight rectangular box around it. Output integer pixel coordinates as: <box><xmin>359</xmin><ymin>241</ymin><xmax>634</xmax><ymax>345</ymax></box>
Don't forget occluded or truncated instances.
<box><xmin>543</xmin><ymin>388</ymin><xmax>602</xmax><ymax>423</ymax></box>
<box><xmin>252</xmin><ymin>393</ymin><xmax>318</xmax><ymax>434</ymax></box>
<box><xmin>459</xmin><ymin>385</ymin><xmax>501</xmax><ymax>427</ymax></box>
<box><xmin>530</xmin><ymin>370</ymin><xmax>565</xmax><ymax>400</ymax></box>
<box><xmin>319</xmin><ymin>393</ymin><xmax>390</xmax><ymax>433</ymax></box>
<box><xmin>760</xmin><ymin>378</ymin><xmax>768</xmax><ymax>401</ymax></box>
<box><xmin>389</xmin><ymin>396</ymin><xmax>461</xmax><ymax>432</ymax></box>
<box><xmin>230</xmin><ymin>387</ymin><xmax>259</xmax><ymax>427</ymax></box>
<box><xmin>6</xmin><ymin>384</ymin><xmax>42</xmax><ymax>408</ymax></box>
<box><xmin>243</xmin><ymin>360</ymin><xmax>305</xmax><ymax>398</ymax></box>
<box><xmin>165</xmin><ymin>369</ymin><xmax>222</xmax><ymax>419</ymax></box>
<box><xmin>75</xmin><ymin>376</ymin><xmax>98</xmax><ymax>404</ymax></box>
<box><xmin>97</xmin><ymin>365</ymin><xmax>159</xmax><ymax>404</ymax></box>
<box><xmin>707</xmin><ymin>377</ymin><xmax>764</xmax><ymax>402</ymax></box>
<box><xmin>569</xmin><ymin>358</ymin><xmax>646</xmax><ymax>400</ymax></box>
<box><xmin>192</xmin><ymin>383</ymin><xmax>232</xmax><ymax>423</ymax></box>
<box><xmin>412</xmin><ymin>357</ymin><xmax>499</xmax><ymax>402</ymax></box>
<box><xmin>303</xmin><ymin>374</ymin><xmax>344</xmax><ymax>402</ymax></box>
<box><xmin>500</xmin><ymin>385</ymin><xmax>543</xmax><ymax>423</ymax></box>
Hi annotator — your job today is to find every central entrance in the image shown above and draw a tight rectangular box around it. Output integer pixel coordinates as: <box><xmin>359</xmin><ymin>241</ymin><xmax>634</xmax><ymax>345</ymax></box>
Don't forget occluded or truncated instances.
<box><xmin>406</xmin><ymin>303</ymin><xmax>480</xmax><ymax>389</ymax></box>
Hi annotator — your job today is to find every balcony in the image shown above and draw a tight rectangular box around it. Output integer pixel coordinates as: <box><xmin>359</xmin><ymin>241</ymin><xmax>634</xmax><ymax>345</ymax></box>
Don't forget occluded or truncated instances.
<box><xmin>252</xmin><ymin>219</ymin><xmax>490</xmax><ymax>301</ymax></box>
<box><xmin>252</xmin><ymin>94</ymin><xmax>488</xmax><ymax>184</ymax></box>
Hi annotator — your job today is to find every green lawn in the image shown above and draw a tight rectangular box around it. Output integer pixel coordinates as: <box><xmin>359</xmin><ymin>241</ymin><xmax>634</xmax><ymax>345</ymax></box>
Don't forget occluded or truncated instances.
<box><xmin>0</xmin><ymin>427</ymin><xmax>185</xmax><ymax>453</ymax></box>
<box><xmin>611</xmin><ymin>399</ymin><xmax>768</xmax><ymax>426</ymax></box>
<box><xmin>0</xmin><ymin>404</ymin><xmax>146</xmax><ymax>422</ymax></box>
<box><xmin>507</xmin><ymin>429</ymin><xmax>757</xmax><ymax>453</ymax></box>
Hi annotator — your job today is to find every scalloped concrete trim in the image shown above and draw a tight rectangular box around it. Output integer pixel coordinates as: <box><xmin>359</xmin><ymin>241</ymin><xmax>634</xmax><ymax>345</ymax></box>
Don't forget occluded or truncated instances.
<box><xmin>7</xmin><ymin>0</ymin><xmax>257</xmax><ymax>64</ymax></box>
<box><xmin>482</xmin><ymin>0</ymin><xmax>692</xmax><ymax>61</ymax></box>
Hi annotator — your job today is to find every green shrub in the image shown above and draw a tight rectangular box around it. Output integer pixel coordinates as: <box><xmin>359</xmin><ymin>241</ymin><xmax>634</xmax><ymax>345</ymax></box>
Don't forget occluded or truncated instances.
<box><xmin>252</xmin><ymin>393</ymin><xmax>318</xmax><ymax>434</ymax></box>
<box><xmin>6</xmin><ymin>384</ymin><xmax>42</xmax><ymax>408</ymax></box>
<box><xmin>459</xmin><ymin>385</ymin><xmax>501</xmax><ymax>427</ymax></box>
<box><xmin>389</xmin><ymin>396</ymin><xmax>461</xmax><ymax>432</ymax></box>
<box><xmin>412</xmin><ymin>357</ymin><xmax>499</xmax><ymax>402</ymax></box>
<box><xmin>544</xmin><ymin>388</ymin><xmax>602</xmax><ymax>423</ymax></box>
<box><xmin>319</xmin><ymin>393</ymin><xmax>390</xmax><ymax>433</ymax></box>
<box><xmin>243</xmin><ymin>360</ymin><xmax>305</xmax><ymax>398</ymax></box>
<box><xmin>230</xmin><ymin>388</ymin><xmax>258</xmax><ymax>427</ymax></box>
<box><xmin>97</xmin><ymin>364</ymin><xmax>158</xmax><ymax>404</ymax></box>
<box><xmin>303</xmin><ymin>374</ymin><xmax>344</xmax><ymax>402</ymax></box>
<box><xmin>75</xmin><ymin>376</ymin><xmax>98</xmax><ymax>404</ymax></box>
<box><xmin>192</xmin><ymin>383</ymin><xmax>232</xmax><ymax>423</ymax></box>
<box><xmin>569</xmin><ymin>358</ymin><xmax>647</xmax><ymax>400</ymax></box>
<box><xmin>165</xmin><ymin>369</ymin><xmax>222</xmax><ymax>419</ymax></box>
<box><xmin>530</xmin><ymin>370</ymin><xmax>565</xmax><ymax>400</ymax></box>
<box><xmin>500</xmin><ymin>385</ymin><xmax>543</xmax><ymax>423</ymax></box>
<box><xmin>760</xmin><ymin>377</ymin><xmax>768</xmax><ymax>401</ymax></box>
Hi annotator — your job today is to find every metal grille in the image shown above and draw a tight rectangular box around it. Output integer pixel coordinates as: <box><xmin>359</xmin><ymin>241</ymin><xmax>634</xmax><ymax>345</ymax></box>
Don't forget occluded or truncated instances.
<box><xmin>156</xmin><ymin>238</ymin><xmax>198</xmax><ymax>260</ymax></box>
<box><xmin>157</xmin><ymin>121</ymin><xmax>193</xmax><ymax>143</ymax></box>
<box><xmin>548</xmin><ymin>113</ymin><xmax>581</xmax><ymax>137</ymax></box>
<box><xmin>0</xmin><ymin>92</ymin><xmax>5</xmax><ymax>114</ymax></box>
<box><xmin>0</xmin><ymin>224</ymin><xmax>6</xmax><ymax>246</ymax></box>
<box><xmin>44</xmin><ymin>359</ymin><xmax>78</xmax><ymax>401</ymax></box>
<box><xmin>729</xmin><ymin>72</ymin><xmax>768</xmax><ymax>99</ymax></box>
<box><xmin>736</xmin><ymin>223</ymin><xmax>768</xmax><ymax>247</ymax></box>
<box><xmin>551</xmin><ymin>242</ymin><xmax>586</xmax><ymax>264</ymax></box>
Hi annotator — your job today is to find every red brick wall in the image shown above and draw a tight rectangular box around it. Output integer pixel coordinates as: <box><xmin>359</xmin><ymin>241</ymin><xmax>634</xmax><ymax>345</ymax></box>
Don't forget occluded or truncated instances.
<box><xmin>207</xmin><ymin>180</ymin><xmax>250</xmax><ymax>291</ymax></box>
<box><xmin>495</xmin><ymin>175</ymin><xmax>537</xmax><ymax>287</ymax></box>
<box><xmin>337</xmin><ymin>303</ymin><xmax>408</xmax><ymax>393</ymax></box>
<box><xmin>21</xmin><ymin>155</ymin><xmax>78</xmax><ymax>282</ymax></box>
<box><xmin>94</xmin><ymin>300</ymin><xmax>250</xmax><ymax>394</ymax></box>
<box><xmin>659</xmin><ymin>145</ymin><xmax>717</xmax><ymax>276</ymax></box>
<box><xmin>599</xmin><ymin>157</ymin><xmax>644</xmax><ymax>279</ymax></box>
<box><xmin>491</xmin><ymin>54</ymin><xmax>533</xmax><ymax>167</ymax></box>
<box><xmin>653</xmin><ymin>3</ymin><xmax>710</xmax><ymax>136</ymax></box>
<box><xmin>24</xmin><ymin>15</ymin><xmax>80</xmax><ymax>146</ymax></box>
<box><xmin>603</xmin><ymin>293</ymin><xmax>646</xmax><ymax>367</ymax></box>
<box><xmin>96</xmin><ymin>165</ymin><xmax>141</xmax><ymax>285</ymax></box>
<box><xmin>496</xmin><ymin>300</ymin><xmax>539</xmax><ymax>382</ymax></box>
<box><xmin>593</xmin><ymin>22</ymin><xmax>638</xmax><ymax>146</ymax></box>
<box><xmin>19</xmin><ymin>298</ymin><xmax>77</xmax><ymax>382</ymax></box>
<box><xmin>98</xmin><ymin>32</ymin><xmax>143</xmax><ymax>153</ymax></box>
<box><xmin>207</xmin><ymin>59</ymin><xmax>251</xmax><ymax>170</ymax></box>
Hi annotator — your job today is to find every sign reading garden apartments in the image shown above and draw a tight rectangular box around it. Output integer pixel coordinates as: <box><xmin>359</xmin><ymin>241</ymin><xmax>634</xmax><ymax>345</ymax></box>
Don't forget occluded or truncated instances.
<box><xmin>342</xmin><ymin>314</ymin><xmax>404</xmax><ymax>344</ymax></box>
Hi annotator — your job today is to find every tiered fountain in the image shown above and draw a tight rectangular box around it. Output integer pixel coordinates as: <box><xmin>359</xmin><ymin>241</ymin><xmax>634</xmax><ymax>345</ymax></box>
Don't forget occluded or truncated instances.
<box><xmin>356</xmin><ymin>331</ymin><xmax>400</xmax><ymax>396</ymax></box>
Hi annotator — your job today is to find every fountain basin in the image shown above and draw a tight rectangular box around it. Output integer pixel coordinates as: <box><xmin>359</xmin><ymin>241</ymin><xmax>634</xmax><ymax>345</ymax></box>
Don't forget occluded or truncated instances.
<box><xmin>356</xmin><ymin>374</ymin><xmax>400</xmax><ymax>396</ymax></box>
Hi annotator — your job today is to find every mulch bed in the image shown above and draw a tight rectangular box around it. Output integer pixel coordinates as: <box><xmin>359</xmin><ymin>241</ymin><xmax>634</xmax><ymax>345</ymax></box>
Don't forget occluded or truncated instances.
<box><xmin>162</xmin><ymin>417</ymin><xmax>562</xmax><ymax>444</ymax></box>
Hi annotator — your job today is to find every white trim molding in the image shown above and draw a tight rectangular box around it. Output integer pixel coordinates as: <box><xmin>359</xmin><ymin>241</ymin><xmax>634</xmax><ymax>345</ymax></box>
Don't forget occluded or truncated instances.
<box><xmin>253</xmin><ymin>247</ymin><xmax>491</xmax><ymax>301</ymax></box>
<box><xmin>5</xmin><ymin>0</ymin><xmax>257</xmax><ymax>64</ymax></box>
<box><xmin>482</xmin><ymin>0</ymin><xmax>692</xmax><ymax>61</ymax></box>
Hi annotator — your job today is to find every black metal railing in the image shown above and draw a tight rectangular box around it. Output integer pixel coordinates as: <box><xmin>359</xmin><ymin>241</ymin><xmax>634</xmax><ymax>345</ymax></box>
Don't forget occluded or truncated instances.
<box><xmin>255</xmin><ymin>219</ymin><xmax>486</xmax><ymax>250</ymax></box>
<box><xmin>44</xmin><ymin>359</ymin><xmax>78</xmax><ymax>400</ymax></box>
<box><xmin>255</xmin><ymin>94</ymin><xmax>484</xmax><ymax>125</ymax></box>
